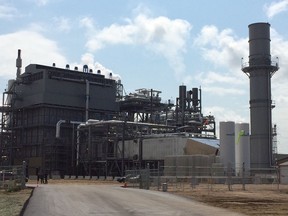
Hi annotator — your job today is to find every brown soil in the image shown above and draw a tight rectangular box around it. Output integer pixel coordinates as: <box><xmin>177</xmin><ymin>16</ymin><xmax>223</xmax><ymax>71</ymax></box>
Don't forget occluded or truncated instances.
<box><xmin>167</xmin><ymin>184</ymin><xmax>288</xmax><ymax>216</ymax></box>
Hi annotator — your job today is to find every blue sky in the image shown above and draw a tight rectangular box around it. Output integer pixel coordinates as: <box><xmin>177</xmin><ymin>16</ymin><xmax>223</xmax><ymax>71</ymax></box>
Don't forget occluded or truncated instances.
<box><xmin>1</xmin><ymin>0</ymin><xmax>288</xmax><ymax>153</ymax></box>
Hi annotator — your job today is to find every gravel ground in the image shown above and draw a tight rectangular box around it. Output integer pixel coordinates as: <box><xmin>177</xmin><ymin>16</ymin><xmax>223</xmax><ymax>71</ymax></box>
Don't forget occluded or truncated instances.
<box><xmin>161</xmin><ymin>183</ymin><xmax>288</xmax><ymax>216</ymax></box>
<box><xmin>1</xmin><ymin>179</ymin><xmax>288</xmax><ymax>216</ymax></box>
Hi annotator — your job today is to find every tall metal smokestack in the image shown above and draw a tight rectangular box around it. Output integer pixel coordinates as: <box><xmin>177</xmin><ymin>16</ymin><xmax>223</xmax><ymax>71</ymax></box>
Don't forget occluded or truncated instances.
<box><xmin>16</xmin><ymin>49</ymin><xmax>22</xmax><ymax>77</ymax></box>
<box><xmin>242</xmin><ymin>23</ymin><xmax>279</xmax><ymax>169</ymax></box>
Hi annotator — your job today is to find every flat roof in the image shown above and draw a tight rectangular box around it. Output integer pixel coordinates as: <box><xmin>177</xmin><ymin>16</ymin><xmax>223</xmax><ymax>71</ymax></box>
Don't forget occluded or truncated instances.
<box><xmin>190</xmin><ymin>137</ymin><xmax>220</xmax><ymax>148</ymax></box>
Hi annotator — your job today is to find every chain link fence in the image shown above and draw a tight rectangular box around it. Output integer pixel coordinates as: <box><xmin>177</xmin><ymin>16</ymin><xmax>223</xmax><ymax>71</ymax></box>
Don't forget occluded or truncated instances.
<box><xmin>125</xmin><ymin>165</ymin><xmax>280</xmax><ymax>192</ymax></box>
<box><xmin>0</xmin><ymin>161</ymin><xmax>27</xmax><ymax>191</ymax></box>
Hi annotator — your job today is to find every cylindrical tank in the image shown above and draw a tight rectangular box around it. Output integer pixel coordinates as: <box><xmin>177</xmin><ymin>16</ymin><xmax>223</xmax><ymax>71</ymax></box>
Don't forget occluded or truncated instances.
<box><xmin>235</xmin><ymin>123</ymin><xmax>250</xmax><ymax>176</ymax></box>
<box><xmin>219</xmin><ymin>121</ymin><xmax>235</xmax><ymax>171</ymax></box>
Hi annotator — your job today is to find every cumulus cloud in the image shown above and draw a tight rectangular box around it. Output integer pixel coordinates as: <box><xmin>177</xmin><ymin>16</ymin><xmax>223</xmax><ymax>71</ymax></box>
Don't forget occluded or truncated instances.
<box><xmin>194</xmin><ymin>25</ymin><xmax>248</xmax><ymax>72</ymax></box>
<box><xmin>80</xmin><ymin>13</ymin><xmax>192</xmax><ymax>82</ymax></box>
<box><xmin>196</xmin><ymin>71</ymin><xmax>246</xmax><ymax>85</ymax></box>
<box><xmin>53</xmin><ymin>17</ymin><xmax>71</xmax><ymax>32</ymax></box>
<box><xmin>203</xmin><ymin>86</ymin><xmax>245</xmax><ymax>96</ymax></box>
<box><xmin>193</xmin><ymin>25</ymin><xmax>249</xmax><ymax>97</ymax></box>
<box><xmin>32</xmin><ymin>0</ymin><xmax>49</xmax><ymax>6</ymax></box>
<box><xmin>0</xmin><ymin>4</ymin><xmax>18</xmax><ymax>19</ymax></box>
<box><xmin>79</xmin><ymin>17</ymin><xmax>95</xmax><ymax>31</ymax></box>
<box><xmin>76</xmin><ymin>53</ymin><xmax>121</xmax><ymax>81</ymax></box>
<box><xmin>264</xmin><ymin>0</ymin><xmax>288</xmax><ymax>18</ymax></box>
<box><xmin>203</xmin><ymin>106</ymin><xmax>247</xmax><ymax>123</ymax></box>
<box><xmin>0</xmin><ymin>30</ymin><xmax>67</xmax><ymax>78</ymax></box>
<box><xmin>270</xmin><ymin>28</ymin><xmax>288</xmax><ymax>80</ymax></box>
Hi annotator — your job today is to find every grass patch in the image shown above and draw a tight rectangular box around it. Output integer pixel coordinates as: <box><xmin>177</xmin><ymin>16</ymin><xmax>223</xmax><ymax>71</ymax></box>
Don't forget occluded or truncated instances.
<box><xmin>0</xmin><ymin>188</ymin><xmax>32</xmax><ymax>216</ymax></box>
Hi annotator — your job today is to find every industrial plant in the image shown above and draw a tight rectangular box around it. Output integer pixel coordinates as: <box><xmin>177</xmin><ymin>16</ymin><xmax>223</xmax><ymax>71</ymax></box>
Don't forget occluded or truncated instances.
<box><xmin>0</xmin><ymin>22</ymin><xmax>285</xmax><ymax>181</ymax></box>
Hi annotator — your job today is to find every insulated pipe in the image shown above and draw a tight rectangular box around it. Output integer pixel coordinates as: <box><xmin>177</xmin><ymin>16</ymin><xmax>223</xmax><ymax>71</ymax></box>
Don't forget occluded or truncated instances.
<box><xmin>56</xmin><ymin>120</ymin><xmax>84</xmax><ymax>167</ymax></box>
<box><xmin>76</xmin><ymin>123</ymin><xmax>85</xmax><ymax>166</ymax></box>
<box><xmin>56</xmin><ymin>120</ymin><xmax>83</xmax><ymax>138</ymax></box>
<box><xmin>56</xmin><ymin>120</ymin><xmax>66</xmax><ymax>138</ymax></box>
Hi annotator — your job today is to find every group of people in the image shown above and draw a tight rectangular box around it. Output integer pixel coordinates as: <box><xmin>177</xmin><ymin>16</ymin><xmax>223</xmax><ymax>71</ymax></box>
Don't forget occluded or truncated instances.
<box><xmin>36</xmin><ymin>167</ymin><xmax>48</xmax><ymax>184</ymax></box>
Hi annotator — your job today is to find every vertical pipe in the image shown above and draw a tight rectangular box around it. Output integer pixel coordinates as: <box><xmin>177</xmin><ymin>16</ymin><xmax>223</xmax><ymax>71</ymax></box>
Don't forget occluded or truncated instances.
<box><xmin>88</xmin><ymin>125</ymin><xmax>91</xmax><ymax>178</ymax></box>
<box><xmin>150</xmin><ymin>89</ymin><xmax>153</xmax><ymax>123</ymax></box>
<box><xmin>179</xmin><ymin>85</ymin><xmax>186</xmax><ymax>125</ymax></box>
<box><xmin>86</xmin><ymin>80</ymin><xmax>90</xmax><ymax>121</ymax></box>
<box><xmin>199</xmin><ymin>87</ymin><xmax>202</xmax><ymax>114</ymax></box>
<box><xmin>76</xmin><ymin>125</ymin><xmax>81</xmax><ymax>166</ymax></box>
<box><xmin>71</xmin><ymin>124</ymin><xmax>75</xmax><ymax>169</ymax></box>
<box><xmin>139</xmin><ymin>138</ymin><xmax>143</xmax><ymax>168</ymax></box>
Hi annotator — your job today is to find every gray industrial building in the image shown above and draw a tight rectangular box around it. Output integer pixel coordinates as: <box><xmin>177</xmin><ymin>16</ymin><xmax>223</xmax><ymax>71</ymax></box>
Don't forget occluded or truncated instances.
<box><xmin>0</xmin><ymin>50</ymin><xmax>216</xmax><ymax>177</ymax></box>
<box><xmin>0</xmin><ymin>53</ymin><xmax>122</xmax><ymax>175</ymax></box>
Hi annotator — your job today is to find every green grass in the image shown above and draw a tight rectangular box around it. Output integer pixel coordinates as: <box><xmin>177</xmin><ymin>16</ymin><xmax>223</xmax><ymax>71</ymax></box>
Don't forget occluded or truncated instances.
<box><xmin>0</xmin><ymin>188</ymin><xmax>32</xmax><ymax>216</ymax></box>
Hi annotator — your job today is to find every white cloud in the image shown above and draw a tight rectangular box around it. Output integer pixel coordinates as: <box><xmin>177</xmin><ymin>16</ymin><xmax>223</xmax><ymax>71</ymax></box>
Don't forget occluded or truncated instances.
<box><xmin>79</xmin><ymin>17</ymin><xmax>95</xmax><ymax>31</ymax></box>
<box><xmin>203</xmin><ymin>86</ymin><xmax>245</xmax><ymax>96</ymax></box>
<box><xmin>0</xmin><ymin>30</ymin><xmax>67</xmax><ymax>79</ymax></box>
<box><xmin>0</xmin><ymin>4</ymin><xmax>17</xmax><ymax>19</ymax></box>
<box><xmin>204</xmin><ymin>106</ymin><xmax>247</xmax><ymax>123</ymax></box>
<box><xmin>80</xmin><ymin>13</ymin><xmax>192</xmax><ymax>82</ymax></box>
<box><xmin>270</xmin><ymin>28</ymin><xmax>288</xmax><ymax>80</ymax></box>
<box><xmin>53</xmin><ymin>17</ymin><xmax>71</xmax><ymax>32</ymax></box>
<box><xmin>264</xmin><ymin>0</ymin><xmax>288</xmax><ymax>18</ymax></box>
<box><xmin>94</xmin><ymin>62</ymin><xmax>121</xmax><ymax>81</ymax></box>
<box><xmin>194</xmin><ymin>25</ymin><xmax>248</xmax><ymax>72</ymax></box>
<box><xmin>26</xmin><ymin>22</ymin><xmax>47</xmax><ymax>32</ymax></box>
<box><xmin>33</xmin><ymin>0</ymin><xmax>49</xmax><ymax>6</ymax></box>
<box><xmin>74</xmin><ymin>53</ymin><xmax>121</xmax><ymax>81</ymax></box>
<box><xmin>196</xmin><ymin>71</ymin><xmax>246</xmax><ymax>85</ymax></box>
<box><xmin>193</xmin><ymin>26</ymin><xmax>249</xmax><ymax>98</ymax></box>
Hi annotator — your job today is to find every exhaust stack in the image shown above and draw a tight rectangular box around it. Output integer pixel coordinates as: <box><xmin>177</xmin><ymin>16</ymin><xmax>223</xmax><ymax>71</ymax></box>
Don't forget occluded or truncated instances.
<box><xmin>242</xmin><ymin>23</ymin><xmax>279</xmax><ymax>169</ymax></box>
<box><xmin>16</xmin><ymin>49</ymin><xmax>22</xmax><ymax>77</ymax></box>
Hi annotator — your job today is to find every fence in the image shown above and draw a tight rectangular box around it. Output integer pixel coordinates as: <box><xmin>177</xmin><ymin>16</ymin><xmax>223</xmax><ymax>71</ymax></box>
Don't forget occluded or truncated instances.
<box><xmin>125</xmin><ymin>165</ymin><xmax>280</xmax><ymax>192</ymax></box>
<box><xmin>0</xmin><ymin>161</ymin><xmax>27</xmax><ymax>190</ymax></box>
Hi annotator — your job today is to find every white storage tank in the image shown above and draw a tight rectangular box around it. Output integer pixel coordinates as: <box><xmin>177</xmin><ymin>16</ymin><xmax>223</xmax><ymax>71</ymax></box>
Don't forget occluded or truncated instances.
<box><xmin>235</xmin><ymin>122</ymin><xmax>250</xmax><ymax>176</ymax></box>
<box><xmin>219</xmin><ymin>121</ymin><xmax>235</xmax><ymax>171</ymax></box>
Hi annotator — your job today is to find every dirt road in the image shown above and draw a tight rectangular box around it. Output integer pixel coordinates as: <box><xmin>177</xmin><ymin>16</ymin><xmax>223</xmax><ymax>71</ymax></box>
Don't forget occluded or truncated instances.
<box><xmin>23</xmin><ymin>184</ymin><xmax>245</xmax><ymax>216</ymax></box>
